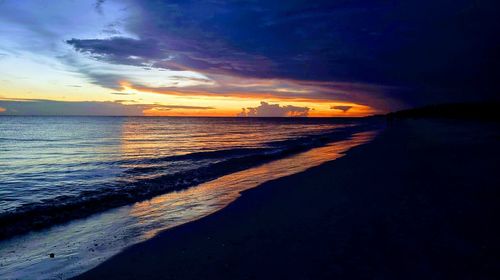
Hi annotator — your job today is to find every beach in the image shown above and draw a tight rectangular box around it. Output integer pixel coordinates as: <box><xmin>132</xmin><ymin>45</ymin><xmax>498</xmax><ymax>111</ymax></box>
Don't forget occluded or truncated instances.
<box><xmin>74</xmin><ymin>118</ymin><xmax>500</xmax><ymax>279</ymax></box>
<box><xmin>2</xmin><ymin>1</ymin><xmax>499</xmax><ymax>279</ymax></box>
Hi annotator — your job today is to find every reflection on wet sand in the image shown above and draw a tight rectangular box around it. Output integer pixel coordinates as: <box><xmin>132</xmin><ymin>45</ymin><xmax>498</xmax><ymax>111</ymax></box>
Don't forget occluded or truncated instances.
<box><xmin>129</xmin><ymin>130</ymin><xmax>378</xmax><ymax>239</ymax></box>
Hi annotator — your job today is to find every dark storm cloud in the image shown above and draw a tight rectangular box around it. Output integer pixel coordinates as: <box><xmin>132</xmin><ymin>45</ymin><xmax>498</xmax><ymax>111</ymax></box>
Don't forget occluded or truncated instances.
<box><xmin>67</xmin><ymin>36</ymin><xmax>272</xmax><ymax>77</ymax></box>
<box><xmin>67</xmin><ymin>37</ymin><xmax>166</xmax><ymax>67</ymax></box>
<box><xmin>66</xmin><ymin>0</ymin><xmax>500</xmax><ymax>108</ymax></box>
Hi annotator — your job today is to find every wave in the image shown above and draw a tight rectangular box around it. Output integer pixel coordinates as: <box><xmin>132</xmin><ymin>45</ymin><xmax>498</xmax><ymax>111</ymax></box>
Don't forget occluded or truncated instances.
<box><xmin>0</xmin><ymin>122</ymin><xmax>378</xmax><ymax>240</ymax></box>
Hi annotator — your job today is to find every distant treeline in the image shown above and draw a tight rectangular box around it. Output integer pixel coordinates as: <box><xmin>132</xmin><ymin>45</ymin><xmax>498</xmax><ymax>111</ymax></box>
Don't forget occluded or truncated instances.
<box><xmin>386</xmin><ymin>102</ymin><xmax>500</xmax><ymax>121</ymax></box>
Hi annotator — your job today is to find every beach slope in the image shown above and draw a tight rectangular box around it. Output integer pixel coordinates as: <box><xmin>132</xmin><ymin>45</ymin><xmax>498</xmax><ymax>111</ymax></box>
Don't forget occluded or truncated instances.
<box><xmin>75</xmin><ymin>119</ymin><xmax>500</xmax><ymax>280</ymax></box>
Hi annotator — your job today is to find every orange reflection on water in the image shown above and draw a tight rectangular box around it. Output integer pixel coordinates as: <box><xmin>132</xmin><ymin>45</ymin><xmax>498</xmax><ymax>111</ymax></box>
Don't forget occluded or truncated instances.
<box><xmin>128</xmin><ymin>130</ymin><xmax>378</xmax><ymax>239</ymax></box>
<box><xmin>117</xmin><ymin>118</ymin><xmax>350</xmax><ymax>164</ymax></box>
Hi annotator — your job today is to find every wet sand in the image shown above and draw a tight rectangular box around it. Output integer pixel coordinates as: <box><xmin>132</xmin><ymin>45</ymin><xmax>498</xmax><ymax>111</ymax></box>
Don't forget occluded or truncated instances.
<box><xmin>74</xmin><ymin>119</ymin><xmax>500</xmax><ymax>280</ymax></box>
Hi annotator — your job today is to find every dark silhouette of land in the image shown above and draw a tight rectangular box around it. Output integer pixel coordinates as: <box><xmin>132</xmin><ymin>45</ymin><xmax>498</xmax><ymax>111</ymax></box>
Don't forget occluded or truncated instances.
<box><xmin>74</xmin><ymin>105</ymin><xmax>500</xmax><ymax>279</ymax></box>
<box><xmin>386</xmin><ymin>102</ymin><xmax>500</xmax><ymax>120</ymax></box>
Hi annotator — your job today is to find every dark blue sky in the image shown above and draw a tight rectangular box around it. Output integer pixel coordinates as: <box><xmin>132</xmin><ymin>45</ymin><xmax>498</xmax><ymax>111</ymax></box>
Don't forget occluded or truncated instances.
<box><xmin>74</xmin><ymin>1</ymin><xmax>500</xmax><ymax>104</ymax></box>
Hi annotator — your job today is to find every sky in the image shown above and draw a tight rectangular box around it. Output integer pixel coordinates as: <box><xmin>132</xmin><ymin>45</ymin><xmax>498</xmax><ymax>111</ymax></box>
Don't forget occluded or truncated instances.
<box><xmin>0</xmin><ymin>0</ymin><xmax>498</xmax><ymax>117</ymax></box>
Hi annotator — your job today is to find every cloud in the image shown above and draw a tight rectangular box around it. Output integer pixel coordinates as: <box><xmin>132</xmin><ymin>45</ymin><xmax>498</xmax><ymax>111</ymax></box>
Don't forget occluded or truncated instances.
<box><xmin>94</xmin><ymin>0</ymin><xmax>106</xmax><ymax>14</ymax></box>
<box><xmin>124</xmin><ymin>77</ymin><xmax>397</xmax><ymax>113</ymax></box>
<box><xmin>57</xmin><ymin>53</ymin><xmax>129</xmax><ymax>90</ymax></box>
<box><xmin>237</xmin><ymin>102</ymin><xmax>309</xmax><ymax>117</ymax></box>
<box><xmin>111</xmin><ymin>92</ymin><xmax>135</xmax><ymax>95</ymax></box>
<box><xmin>331</xmin><ymin>105</ymin><xmax>353</xmax><ymax>113</ymax></box>
<box><xmin>109</xmin><ymin>0</ymin><xmax>500</xmax><ymax>106</ymax></box>
<box><xmin>66</xmin><ymin>36</ymin><xmax>272</xmax><ymax>78</ymax></box>
<box><xmin>58</xmin><ymin>52</ymin><xmax>211</xmax><ymax>93</ymax></box>
<box><xmin>149</xmin><ymin>105</ymin><xmax>215</xmax><ymax>111</ymax></box>
<box><xmin>0</xmin><ymin>98</ymin><xmax>215</xmax><ymax>116</ymax></box>
<box><xmin>160</xmin><ymin>105</ymin><xmax>214</xmax><ymax>110</ymax></box>
<box><xmin>0</xmin><ymin>99</ymin><xmax>146</xmax><ymax>116</ymax></box>
<box><xmin>62</xmin><ymin>3</ymin><xmax>406</xmax><ymax>110</ymax></box>
<box><xmin>67</xmin><ymin>37</ymin><xmax>166</xmax><ymax>67</ymax></box>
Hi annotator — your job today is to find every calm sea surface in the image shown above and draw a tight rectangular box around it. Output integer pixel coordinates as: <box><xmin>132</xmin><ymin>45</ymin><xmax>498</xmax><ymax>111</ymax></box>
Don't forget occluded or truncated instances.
<box><xmin>0</xmin><ymin>117</ymin><xmax>360</xmax><ymax>216</ymax></box>
<box><xmin>0</xmin><ymin>116</ymin><xmax>381</xmax><ymax>279</ymax></box>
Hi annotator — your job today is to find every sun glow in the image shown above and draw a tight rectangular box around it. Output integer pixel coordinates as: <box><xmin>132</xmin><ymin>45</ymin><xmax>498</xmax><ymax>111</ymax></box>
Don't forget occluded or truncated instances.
<box><xmin>114</xmin><ymin>80</ymin><xmax>377</xmax><ymax>117</ymax></box>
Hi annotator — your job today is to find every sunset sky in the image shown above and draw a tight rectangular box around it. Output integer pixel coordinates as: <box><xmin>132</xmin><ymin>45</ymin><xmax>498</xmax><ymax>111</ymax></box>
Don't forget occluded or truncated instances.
<box><xmin>0</xmin><ymin>0</ymin><xmax>498</xmax><ymax>117</ymax></box>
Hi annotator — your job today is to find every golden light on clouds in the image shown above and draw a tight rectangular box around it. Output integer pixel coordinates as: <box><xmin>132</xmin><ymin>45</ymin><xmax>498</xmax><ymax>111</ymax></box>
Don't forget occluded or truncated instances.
<box><xmin>1</xmin><ymin>76</ymin><xmax>377</xmax><ymax>117</ymax></box>
<box><xmin>113</xmin><ymin>79</ymin><xmax>378</xmax><ymax>117</ymax></box>
<box><xmin>1</xmin><ymin>63</ymin><xmax>379</xmax><ymax>117</ymax></box>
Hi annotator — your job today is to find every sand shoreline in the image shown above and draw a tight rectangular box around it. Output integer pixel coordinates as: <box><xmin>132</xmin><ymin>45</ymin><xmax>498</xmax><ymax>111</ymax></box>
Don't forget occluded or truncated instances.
<box><xmin>74</xmin><ymin>119</ymin><xmax>500</xmax><ymax>280</ymax></box>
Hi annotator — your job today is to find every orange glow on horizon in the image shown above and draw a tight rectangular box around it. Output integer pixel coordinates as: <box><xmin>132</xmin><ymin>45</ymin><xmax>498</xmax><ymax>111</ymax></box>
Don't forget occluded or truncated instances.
<box><xmin>142</xmin><ymin>103</ymin><xmax>375</xmax><ymax>117</ymax></box>
<box><xmin>119</xmin><ymin>83</ymin><xmax>378</xmax><ymax>117</ymax></box>
<box><xmin>142</xmin><ymin>107</ymin><xmax>236</xmax><ymax>117</ymax></box>
<box><xmin>1</xmin><ymin>77</ymin><xmax>380</xmax><ymax>117</ymax></box>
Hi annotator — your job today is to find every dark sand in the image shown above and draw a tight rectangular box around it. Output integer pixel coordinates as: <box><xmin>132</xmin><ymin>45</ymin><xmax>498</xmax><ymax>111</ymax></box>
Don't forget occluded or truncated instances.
<box><xmin>75</xmin><ymin>119</ymin><xmax>500</xmax><ymax>280</ymax></box>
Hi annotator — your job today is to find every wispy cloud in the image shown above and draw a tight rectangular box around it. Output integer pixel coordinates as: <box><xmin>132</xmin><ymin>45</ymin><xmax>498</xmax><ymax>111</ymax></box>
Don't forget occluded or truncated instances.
<box><xmin>0</xmin><ymin>99</ymin><xmax>214</xmax><ymax>116</ymax></box>
<box><xmin>153</xmin><ymin>105</ymin><xmax>214</xmax><ymax>110</ymax></box>
<box><xmin>94</xmin><ymin>0</ymin><xmax>106</xmax><ymax>15</ymax></box>
<box><xmin>331</xmin><ymin>105</ymin><xmax>353</xmax><ymax>113</ymax></box>
<box><xmin>0</xmin><ymin>99</ymin><xmax>145</xmax><ymax>116</ymax></box>
<box><xmin>110</xmin><ymin>92</ymin><xmax>135</xmax><ymax>95</ymax></box>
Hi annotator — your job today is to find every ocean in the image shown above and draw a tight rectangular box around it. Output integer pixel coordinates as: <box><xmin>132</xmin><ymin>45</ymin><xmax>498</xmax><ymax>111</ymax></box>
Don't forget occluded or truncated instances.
<box><xmin>0</xmin><ymin>116</ymin><xmax>381</xmax><ymax>279</ymax></box>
